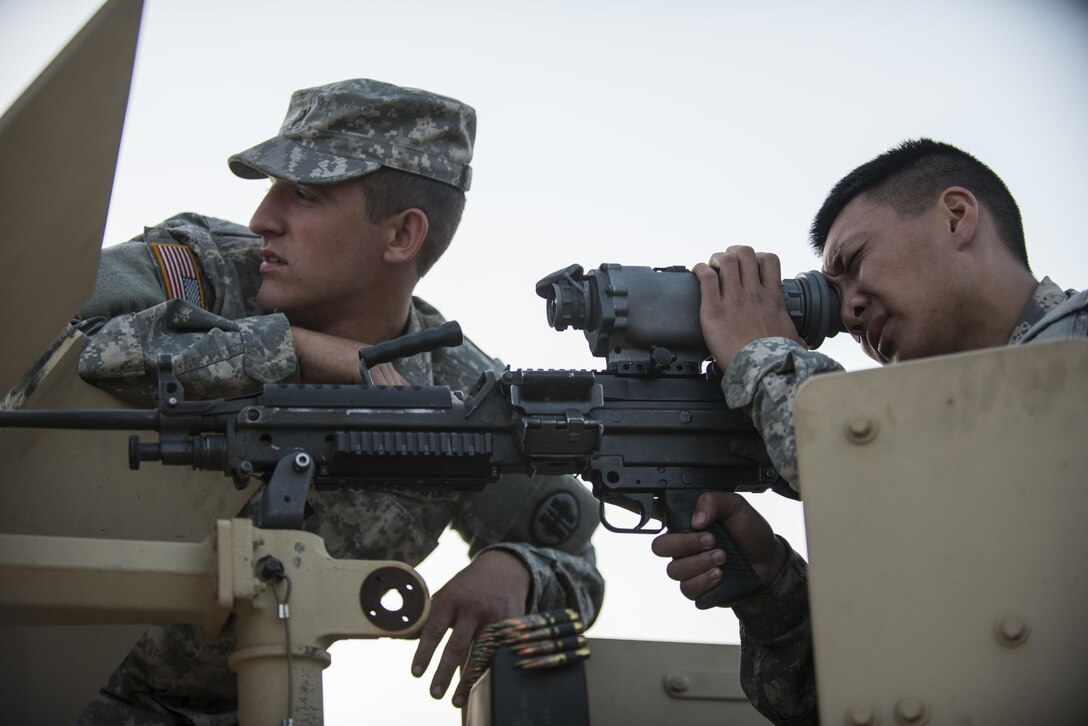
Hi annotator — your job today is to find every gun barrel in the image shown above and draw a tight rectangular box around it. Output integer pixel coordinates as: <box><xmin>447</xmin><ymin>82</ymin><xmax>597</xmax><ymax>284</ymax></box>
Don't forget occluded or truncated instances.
<box><xmin>0</xmin><ymin>409</ymin><xmax>159</xmax><ymax>431</ymax></box>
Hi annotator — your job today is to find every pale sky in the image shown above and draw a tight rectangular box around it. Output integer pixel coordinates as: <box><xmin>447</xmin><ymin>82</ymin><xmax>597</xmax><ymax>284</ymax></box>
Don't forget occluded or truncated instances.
<box><xmin>3</xmin><ymin>1</ymin><xmax>1086</xmax><ymax>723</ymax></box>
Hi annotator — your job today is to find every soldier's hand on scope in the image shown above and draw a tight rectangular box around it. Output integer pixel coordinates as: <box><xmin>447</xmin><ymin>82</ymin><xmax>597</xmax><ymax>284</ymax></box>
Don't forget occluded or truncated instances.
<box><xmin>289</xmin><ymin>326</ymin><xmax>408</xmax><ymax>385</ymax></box>
<box><xmin>694</xmin><ymin>246</ymin><xmax>806</xmax><ymax>370</ymax></box>
<box><xmin>411</xmin><ymin>549</ymin><xmax>531</xmax><ymax>708</ymax></box>
<box><xmin>651</xmin><ymin>492</ymin><xmax>787</xmax><ymax>602</ymax></box>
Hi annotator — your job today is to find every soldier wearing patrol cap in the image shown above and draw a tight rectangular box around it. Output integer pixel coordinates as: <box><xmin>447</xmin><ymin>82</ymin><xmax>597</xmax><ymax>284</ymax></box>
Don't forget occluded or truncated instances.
<box><xmin>72</xmin><ymin>79</ymin><xmax>603</xmax><ymax>724</ymax></box>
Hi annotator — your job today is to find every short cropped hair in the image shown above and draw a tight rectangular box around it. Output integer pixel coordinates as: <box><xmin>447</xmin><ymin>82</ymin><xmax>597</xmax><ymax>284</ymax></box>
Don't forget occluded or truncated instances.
<box><xmin>358</xmin><ymin>168</ymin><xmax>467</xmax><ymax>276</ymax></box>
<box><xmin>809</xmin><ymin>139</ymin><xmax>1029</xmax><ymax>270</ymax></box>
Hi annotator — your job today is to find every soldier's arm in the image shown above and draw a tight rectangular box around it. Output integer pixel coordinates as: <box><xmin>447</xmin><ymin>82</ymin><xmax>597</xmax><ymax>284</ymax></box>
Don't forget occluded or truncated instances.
<box><xmin>722</xmin><ymin>338</ymin><xmax>845</xmax><ymax>493</ymax></box>
<box><xmin>73</xmin><ymin>215</ymin><xmax>299</xmax><ymax>405</ymax></box>
<box><xmin>76</xmin><ymin>299</ymin><xmax>298</xmax><ymax>406</ymax></box>
<box><xmin>413</xmin><ymin>472</ymin><xmax>603</xmax><ymax>707</ymax></box>
<box><xmin>452</xmin><ymin>472</ymin><xmax>604</xmax><ymax>623</ymax></box>
<box><xmin>411</xmin><ymin>313</ymin><xmax>605</xmax><ymax>705</ymax></box>
<box><xmin>733</xmin><ymin>540</ymin><xmax>818</xmax><ymax>725</ymax></box>
<box><xmin>423</xmin><ymin>319</ymin><xmax>605</xmax><ymax>622</ymax></box>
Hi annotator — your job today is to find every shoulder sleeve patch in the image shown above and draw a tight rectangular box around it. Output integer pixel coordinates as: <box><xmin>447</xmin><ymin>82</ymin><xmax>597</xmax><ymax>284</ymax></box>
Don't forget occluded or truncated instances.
<box><xmin>149</xmin><ymin>242</ymin><xmax>206</xmax><ymax>309</ymax></box>
<box><xmin>531</xmin><ymin>490</ymin><xmax>582</xmax><ymax>547</ymax></box>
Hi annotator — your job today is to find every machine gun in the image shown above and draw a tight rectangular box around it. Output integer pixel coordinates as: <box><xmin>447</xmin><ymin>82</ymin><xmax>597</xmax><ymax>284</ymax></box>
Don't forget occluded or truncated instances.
<box><xmin>0</xmin><ymin>263</ymin><xmax>844</xmax><ymax>608</ymax></box>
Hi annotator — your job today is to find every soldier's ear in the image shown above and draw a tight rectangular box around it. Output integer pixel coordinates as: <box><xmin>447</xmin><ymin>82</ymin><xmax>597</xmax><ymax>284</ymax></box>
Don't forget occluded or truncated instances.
<box><xmin>382</xmin><ymin>208</ymin><xmax>428</xmax><ymax>267</ymax></box>
<box><xmin>940</xmin><ymin>187</ymin><xmax>978</xmax><ymax>251</ymax></box>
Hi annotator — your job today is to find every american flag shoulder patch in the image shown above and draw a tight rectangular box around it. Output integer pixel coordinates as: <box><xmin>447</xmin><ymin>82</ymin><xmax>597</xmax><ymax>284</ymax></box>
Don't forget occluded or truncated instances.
<box><xmin>149</xmin><ymin>242</ymin><xmax>206</xmax><ymax>309</ymax></box>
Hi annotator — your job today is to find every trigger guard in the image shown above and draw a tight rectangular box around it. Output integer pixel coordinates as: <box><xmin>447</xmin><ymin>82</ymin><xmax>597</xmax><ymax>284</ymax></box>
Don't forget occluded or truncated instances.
<box><xmin>598</xmin><ymin>498</ymin><xmax>664</xmax><ymax>534</ymax></box>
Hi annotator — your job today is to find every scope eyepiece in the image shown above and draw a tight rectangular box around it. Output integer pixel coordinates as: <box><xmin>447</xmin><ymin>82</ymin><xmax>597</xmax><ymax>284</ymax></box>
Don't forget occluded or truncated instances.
<box><xmin>781</xmin><ymin>270</ymin><xmax>845</xmax><ymax>350</ymax></box>
<box><xmin>536</xmin><ymin>263</ymin><xmax>847</xmax><ymax>374</ymax></box>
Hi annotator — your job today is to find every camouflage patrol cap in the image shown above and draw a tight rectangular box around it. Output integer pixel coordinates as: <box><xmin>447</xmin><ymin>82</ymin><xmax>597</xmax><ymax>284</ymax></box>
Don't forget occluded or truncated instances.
<box><xmin>228</xmin><ymin>78</ymin><xmax>475</xmax><ymax>191</ymax></box>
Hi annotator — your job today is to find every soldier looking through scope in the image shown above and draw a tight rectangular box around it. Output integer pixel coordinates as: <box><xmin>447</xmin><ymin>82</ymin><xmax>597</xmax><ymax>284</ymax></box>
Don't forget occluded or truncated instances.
<box><xmin>651</xmin><ymin>138</ymin><xmax>1088</xmax><ymax>726</ymax></box>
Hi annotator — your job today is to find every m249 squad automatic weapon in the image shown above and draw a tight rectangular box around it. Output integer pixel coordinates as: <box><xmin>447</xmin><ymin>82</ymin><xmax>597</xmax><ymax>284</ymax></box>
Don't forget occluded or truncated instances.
<box><xmin>0</xmin><ymin>264</ymin><xmax>844</xmax><ymax>608</ymax></box>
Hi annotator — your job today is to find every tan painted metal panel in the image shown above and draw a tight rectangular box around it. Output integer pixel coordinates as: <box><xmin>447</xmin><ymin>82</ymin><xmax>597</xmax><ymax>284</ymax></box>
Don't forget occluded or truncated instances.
<box><xmin>0</xmin><ymin>331</ymin><xmax>259</xmax><ymax>723</ymax></box>
<box><xmin>467</xmin><ymin>638</ymin><xmax>768</xmax><ymax>726</ymax></box>
<box><xmin>796</xmin><ymin>340</ymin><xmax>1088</xmax><ymax>725</ymax></box>
<box><xmin>585</xmin><ymin>639</ymin><xmax>766</xmax><ymax>725</ymax></box>
<box><xmin>0</xmin><ymin>0</ymin><xmax>141</xmax><ymax>394</ymax></box>
<box><xmin>0</xmin><ymin>5</ymin><xmax>258</xmax><ymax>712</ymax></box>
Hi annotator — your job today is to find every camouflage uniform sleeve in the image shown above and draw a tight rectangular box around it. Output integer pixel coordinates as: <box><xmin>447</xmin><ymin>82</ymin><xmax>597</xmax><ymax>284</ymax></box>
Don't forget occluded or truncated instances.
<box><xmin>77</xmin><ymin>301</ymin><xmax>298</xmax><ymax>406</ymax></box>
<box><xmin>732</xmin><ymin>537</ymin><xmax>817</xmax><ymax>726</ymax></box>
<box><xmin>723</xmin><ymin>337</ymin><xmax>845</xmax><ymax>493</ymax></box>
<box><xmin>451</xmin><ymin>473</ymin><xmax>605</xmax><ymax>626</ymax></box>
<box><xmin>73</xmin><ymin>214</ymin><xmax>299</xmax><ymax>406</ymax></box>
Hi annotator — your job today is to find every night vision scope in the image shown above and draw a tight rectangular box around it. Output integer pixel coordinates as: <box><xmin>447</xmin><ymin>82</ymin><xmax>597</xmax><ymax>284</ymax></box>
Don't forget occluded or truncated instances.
<box><xmin>536</xmin><ymin>263</ymin><xmax>847</xmax><ymax>375</ymax></box>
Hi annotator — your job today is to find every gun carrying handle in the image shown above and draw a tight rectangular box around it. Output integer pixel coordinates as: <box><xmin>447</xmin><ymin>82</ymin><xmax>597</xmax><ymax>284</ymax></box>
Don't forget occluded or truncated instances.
<box><xmin>357</xmin><ymin>321</ymin><xmax>464</xmax><ymax>384</ymax></box>
<box><xmin>666</xmin><ymin>509</ymin><xmax>766</xmax><ymax>609</ymax></box>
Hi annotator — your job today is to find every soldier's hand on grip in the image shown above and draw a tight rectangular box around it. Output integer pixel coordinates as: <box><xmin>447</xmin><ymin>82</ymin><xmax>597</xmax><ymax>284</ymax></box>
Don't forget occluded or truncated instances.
<box><xmin>651</xmin><ymin>492</ymin><xmax>787</xmax><ymax>604</ymax></box>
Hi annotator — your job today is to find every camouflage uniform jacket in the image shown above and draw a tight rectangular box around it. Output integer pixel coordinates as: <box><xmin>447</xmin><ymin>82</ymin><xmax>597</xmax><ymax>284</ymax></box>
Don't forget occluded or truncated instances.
<box><xmin>73</xmin><ymin>213</ymin><xmax>605</xmax><ymax>724</ymax></box>
<box><xmin>724</xmin><ymin>277</ymin><xmax>1088</xmax><ymax>725</ymax></box>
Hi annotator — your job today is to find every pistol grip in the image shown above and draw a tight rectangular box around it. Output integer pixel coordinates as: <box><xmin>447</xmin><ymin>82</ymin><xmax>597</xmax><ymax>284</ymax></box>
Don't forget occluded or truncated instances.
<box><xmin>665</xmin><ymin>500</ymin><xmax>766</xmax><ymax>608</ymax></box>
<box><xmin>693</xmin><ymin>520</ymin><xmax>766</xmax><ymax>608</ymax></box>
